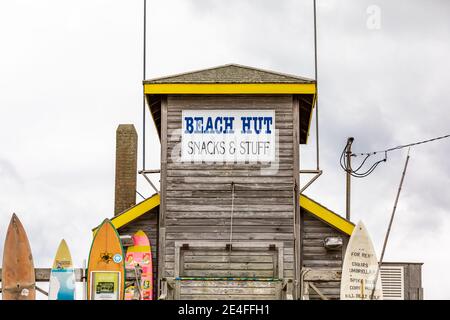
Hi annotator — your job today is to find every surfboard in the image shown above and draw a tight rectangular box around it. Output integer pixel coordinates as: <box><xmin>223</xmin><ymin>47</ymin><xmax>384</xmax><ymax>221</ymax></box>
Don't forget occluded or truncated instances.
<box><xmin>48</xmin><ymin>239</ymin><xmax>76</xmax><ymax>300</ymax></box>
<box><xmin>1</xmin><ymin>214</ymin><xmax>36</xmax><ymax>300</ymax></box>
<box><xmin>340</xmin><ymin>220</ymin><xmax>383</xmax><ymax>300</ymax></box>
<box><xmin>87</xmin><ymin>219</ymin><xmax>125</xmax><ymax>300</ymax></box>
<box><xmin>125</xmin><ymin>230</ymin><xmax>153</xmax><ymax>300</ymax></box>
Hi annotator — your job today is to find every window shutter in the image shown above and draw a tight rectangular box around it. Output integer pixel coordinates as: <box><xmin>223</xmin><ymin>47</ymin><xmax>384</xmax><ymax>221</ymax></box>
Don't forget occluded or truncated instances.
<box><xmin>380</xmin><ymin>265</ymin><xmax>405</xmax><ymax>300</ymax></box>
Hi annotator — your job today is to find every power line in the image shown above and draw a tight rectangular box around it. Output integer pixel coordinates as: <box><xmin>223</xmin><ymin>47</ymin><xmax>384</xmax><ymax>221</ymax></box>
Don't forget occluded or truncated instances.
<box><xmin>340</xmin><ymin>133</ymin><xmax>449</xmax><ymax>178</ymax></box>
<box><xmin>352</xmin><ymin>134</ymin><xmax>450</xmax><ymax>157</ymax></box>
<box><xmin>340</xmin><ymin>142</ymin><xmax>386</xmax><ymax>178</ymax></box>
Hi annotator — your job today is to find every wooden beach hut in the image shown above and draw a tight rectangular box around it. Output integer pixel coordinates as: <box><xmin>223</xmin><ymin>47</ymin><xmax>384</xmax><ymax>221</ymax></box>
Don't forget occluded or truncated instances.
<box><xmin>95</xmin><ymin>64</ymin><xmax>423</xmax><ymax>300</ymax></box>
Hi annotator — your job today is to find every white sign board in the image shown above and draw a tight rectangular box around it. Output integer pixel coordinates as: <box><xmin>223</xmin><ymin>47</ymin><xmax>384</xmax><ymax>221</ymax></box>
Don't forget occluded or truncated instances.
<box><xmin>340</xmin><ymin>221</ymin><xmax>384</xmax><ymax>300</ymax></box>
<box><xmin>181</xmin><ymin>110</ymin><xmax>276</xmax><ymax>162</ymax></box>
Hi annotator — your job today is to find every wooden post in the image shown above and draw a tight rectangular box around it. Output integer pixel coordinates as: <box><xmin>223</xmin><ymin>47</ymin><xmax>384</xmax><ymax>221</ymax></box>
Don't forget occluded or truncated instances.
<box><xmin>158</xmin><ymin>96</ymin><xmax>168</xmax><ymax>295</ymax></box>
<box><xmin>293</xmin><ymin>95</ymin><xmax>301</xmax><ymax>299</ymax></box>
<box><xmin>345</xmin><ymin>137</ymin><xmax>354</xmax><ymax>221</ymax></box>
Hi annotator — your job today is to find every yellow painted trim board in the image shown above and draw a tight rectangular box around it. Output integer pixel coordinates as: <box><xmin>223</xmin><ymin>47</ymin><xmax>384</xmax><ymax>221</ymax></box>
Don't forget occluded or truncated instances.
<box><xmin>300</xmin><ymin>195</ymin><xmax>355</xmax><ymax>236</ymax></box>
<box><xmin>92</xmin><ymin>194</ymin><xmax>160</xmax><ymax>235</ymax></box>
<box><xmin>144</xmin><ymin>83</ymin><xmax>316</xmax><ymax>95</ymax></box>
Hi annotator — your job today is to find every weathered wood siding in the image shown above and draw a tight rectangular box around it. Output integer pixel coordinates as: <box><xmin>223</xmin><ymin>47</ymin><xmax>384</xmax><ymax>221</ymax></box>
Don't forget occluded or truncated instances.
<box><xmin>178</xmin><ymin>280</ymin><xmax>282</xmax><ymax>300</ymax></box>
<box><xmin>118</xmin><ymin>207</ymin><xmax>159</xmax><ymax>299</ymax></box>
<box><xmin>162</xmin><ymin>95</ymin><xmax>297</xmax><ymax>288</ymax></box>
<box><xmin>180</xmin><ymin>247</ymin><xmax>280</xmax><ymax>278</ymax></box>
<box><xmin>301</xmin><ymin>209</ymin><xmax>348</xmax><ymax>300</ymax></box>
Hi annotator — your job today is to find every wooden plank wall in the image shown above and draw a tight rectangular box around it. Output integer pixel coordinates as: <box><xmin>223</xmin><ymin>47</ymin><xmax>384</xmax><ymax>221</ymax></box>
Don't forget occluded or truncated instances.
<box><xmin>180</xmin><ymin>248</ymin><xmax>278</xmax><ymax>278</ymax></box>
<box><xmin>118</xmin><ymin>207</ymin><xmax>159</xmax><ymax>299</ymax></box>
<box><xmin>301</xmin><ymin>209</ymin><xmax>348</xmax><ymax>300</ymax></box>
<box><xmin>163</xmin><ymin>95</ymin><xmax>296</xmax><ymax>286</ymax></box>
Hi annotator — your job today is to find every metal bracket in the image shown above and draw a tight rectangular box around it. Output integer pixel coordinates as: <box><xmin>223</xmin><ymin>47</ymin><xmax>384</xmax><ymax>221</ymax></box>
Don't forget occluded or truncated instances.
<box><xmin>138</xmin><ymin>169</ymin><xmax>160</xmax><ymax>194</ymax></box>
<box><xmin>299</xmin><ymin>170</ymin><xmax>323</xmax><ymax>193</ymax></box>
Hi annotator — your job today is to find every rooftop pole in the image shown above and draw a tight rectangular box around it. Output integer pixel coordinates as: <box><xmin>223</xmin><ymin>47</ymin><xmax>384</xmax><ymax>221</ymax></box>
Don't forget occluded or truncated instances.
<box><xmin>313</xmin><ymin>0</ymin><xmax>320</xmax><ymax>170</ymax></box>
<box><xmin>142</xmin><ymin>0</ymin><xmax>147</xmax><ymax>170</ymax></box>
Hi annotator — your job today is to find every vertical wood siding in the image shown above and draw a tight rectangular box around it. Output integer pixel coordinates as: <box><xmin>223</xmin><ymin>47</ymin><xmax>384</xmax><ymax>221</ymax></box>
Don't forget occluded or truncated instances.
<box><xmin>301</xmin><ymin>209</ymin><xmax>348</xmax><ymax>300</ymax></box>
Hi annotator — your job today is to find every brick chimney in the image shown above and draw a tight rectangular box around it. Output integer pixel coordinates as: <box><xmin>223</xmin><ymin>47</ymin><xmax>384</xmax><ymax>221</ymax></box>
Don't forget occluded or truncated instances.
<box><xmin>114</xmin><ymin>124</ymin><xmax>138</xmax><ymax>215</ymax></box>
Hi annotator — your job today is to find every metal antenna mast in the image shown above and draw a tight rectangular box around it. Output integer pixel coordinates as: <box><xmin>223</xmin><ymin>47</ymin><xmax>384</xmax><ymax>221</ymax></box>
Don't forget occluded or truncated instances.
<box><xmin>299</xmin><ymin>0</ymin><xmax>323</xmax><ymax>194</ymax></box>
<box><xmin>313</xmin><ymin>0</ymin><xmax>320</xmax><ymax>170</ymax></box>
<box><xmin>142</xmin><ymin>0</ymin><xmax>147</xmax><ymax>170</ymax></box>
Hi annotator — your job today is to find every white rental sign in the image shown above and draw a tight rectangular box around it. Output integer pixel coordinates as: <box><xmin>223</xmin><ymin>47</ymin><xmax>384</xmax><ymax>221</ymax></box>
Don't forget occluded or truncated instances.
<box><xmin>181</xmin><ymin>110</ymin><xmax>276</xmax><ymax>162</ymax></box>
<box><xmin>340</xmin><ymin>221</ymin><xmax>384</xmax><ymax>300</ymax></box>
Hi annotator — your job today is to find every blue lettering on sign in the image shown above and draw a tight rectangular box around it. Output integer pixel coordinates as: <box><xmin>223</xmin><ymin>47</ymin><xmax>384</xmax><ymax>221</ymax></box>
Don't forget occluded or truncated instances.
<box><xmin>223</xmin><ymin>117</ymin><xmax>235</xmax><ymax>133</ymax></box>
<box><xmin>241</xmin><ymin>116</ymin><xmax>273</xmax><ymax>134</ymax></box>
<box><xmin>185</xmin><ymin>117</ymin><xmax>194</xmax><ymax>134</ymax></box>
<box><xmin>194</xmin><ymin>117</ymin><xmax>204</xmax><ymax>133</ymax></box>
<box><xmin>241</xmin><ymin>117</ymin><xmax>252</xmax><ymax>134</ymax></box>
<box><xmin>263</xmin><ymin>117</ymin><xmax>273</xmax><ymax>134</ymax></box>
<box><xmin>185</xmin><ymin>115</ymin><xmax>273</xmax><ymax>134</ymax></box>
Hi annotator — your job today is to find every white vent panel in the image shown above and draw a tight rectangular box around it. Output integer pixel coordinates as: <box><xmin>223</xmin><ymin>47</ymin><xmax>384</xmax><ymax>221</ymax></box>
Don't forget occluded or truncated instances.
<box><xmin>380</xmin><ymin>266</ymin><xmax>405</xmax><ymax>300</ymax></box>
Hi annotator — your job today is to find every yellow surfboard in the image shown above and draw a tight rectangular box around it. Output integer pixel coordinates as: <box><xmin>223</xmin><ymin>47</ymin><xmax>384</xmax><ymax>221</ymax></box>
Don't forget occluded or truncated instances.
<box><xmin>49</xmin><ymin>239</ymin><xmax>76</xmax><ymax>300</ymax></box>
<box><xmin>87</xmin><ymin>219</ymin><xmax>125</xmax><ymax>300</ymax></box>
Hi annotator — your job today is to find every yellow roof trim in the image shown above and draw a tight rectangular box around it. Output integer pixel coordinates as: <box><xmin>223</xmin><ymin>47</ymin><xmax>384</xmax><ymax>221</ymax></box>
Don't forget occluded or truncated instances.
<box><xmin>92</xmin><ymin>194</ymin><xmax>160</xmax><ymax>234</ymax></box>
<box><xmin>93</xmin><ymin>192</ymin><xmax>353</xmax><ymax>236</ymax></box>
<box><xmin>144</xmin><ymin>83</ymin><xmax>316</xmax><ymax>95</ymax></box>
<box><xmin>300</xmin><ymin>194</ymin><xmax>355</xmax><ymax>236</ymax></box>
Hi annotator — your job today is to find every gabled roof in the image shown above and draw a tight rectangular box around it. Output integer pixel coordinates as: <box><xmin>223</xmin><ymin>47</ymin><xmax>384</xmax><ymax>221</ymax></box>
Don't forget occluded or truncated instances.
<box><xmin>144</xmin><ymin>63</ymin><xmax>316</xmax><ymax>144</ymax></box>
<box><xmin>144</xmin><ymin>64</ymin><xmax>315</xmax><ymax>84</ymax></box>
<box><xmin>93</xmin><ymin>193</ymin><xmax>354</xmax><ymax>236</ymax></box>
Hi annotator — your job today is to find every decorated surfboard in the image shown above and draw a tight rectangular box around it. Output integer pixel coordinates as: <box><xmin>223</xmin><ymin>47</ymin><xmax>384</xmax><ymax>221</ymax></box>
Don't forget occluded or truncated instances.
<box><xmin>48</xmin><ymin>239</ymin><xmax>76</xmax><ymax>300</ymax></box>
<box><xmin>125</xmin><ymin>230</ymin><xmax>153</xmax><ymax>300</ymax></box>
<box><xmin>87</xmin><ymin>219</ymin><xmax>125</xmax><ymax>300</ymax></box>
<box><xmin>2</xmin><ymin>214</ymin><xmax>36</xmax><ymax>300</ymax></box>
<box><xmin>340</xmin><ymin>221</ymin><xmax>383</xmax><ymax>300</ymax></box>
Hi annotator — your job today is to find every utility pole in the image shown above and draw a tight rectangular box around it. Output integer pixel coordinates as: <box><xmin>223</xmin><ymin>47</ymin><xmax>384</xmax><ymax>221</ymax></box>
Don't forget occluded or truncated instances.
<box><xmin>345</xmin><ymin>137</ymin><xmax>354</xmax><ymax>221</ymax></box>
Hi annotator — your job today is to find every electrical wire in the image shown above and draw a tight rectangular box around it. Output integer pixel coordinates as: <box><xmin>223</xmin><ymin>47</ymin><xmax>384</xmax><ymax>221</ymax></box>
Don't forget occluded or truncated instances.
<box><xmin>340</xmin><ymin>133</ymin><xmax>449</xmax><ymax>178</ymax></box>
<box><xmin>352</xmin><ymin>134</ymin><xmax>450</xmax><ymax>157</ymax></box>
<box><xmin>340</xmin><ymin>142</ymin><xmax>386</xmax><ymax>178</ymax></box>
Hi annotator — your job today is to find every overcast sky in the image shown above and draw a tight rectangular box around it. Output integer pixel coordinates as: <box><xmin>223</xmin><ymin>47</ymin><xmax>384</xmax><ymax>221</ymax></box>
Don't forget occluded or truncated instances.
<box><xmin>0</xmin><ymin>0</ymin><xmax>449</xmax><ymax>299</ymax></box>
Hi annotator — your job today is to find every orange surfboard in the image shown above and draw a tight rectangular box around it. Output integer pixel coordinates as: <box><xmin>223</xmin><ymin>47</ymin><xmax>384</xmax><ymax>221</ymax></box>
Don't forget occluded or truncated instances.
<box><xmin>2</xmin><ymin>214</ymin><xmax>36</xmax><ymax>300</ymax></box>
<box><xmin>87</xmin><ymin>219</ymin><xmax>125</xmax><ymax>300</ymax></box>
<box><xmin>125</xmin><ymin>230</ymin><xmax>153</xmax><ymax>300</ymax></box>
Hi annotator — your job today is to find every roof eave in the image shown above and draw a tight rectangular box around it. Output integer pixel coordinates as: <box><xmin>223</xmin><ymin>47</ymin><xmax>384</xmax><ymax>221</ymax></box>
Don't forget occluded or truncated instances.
<box><xmin>143</xmin><ymin>82</ymin><xmax>316</xmax><ymax>95</ymax></box>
